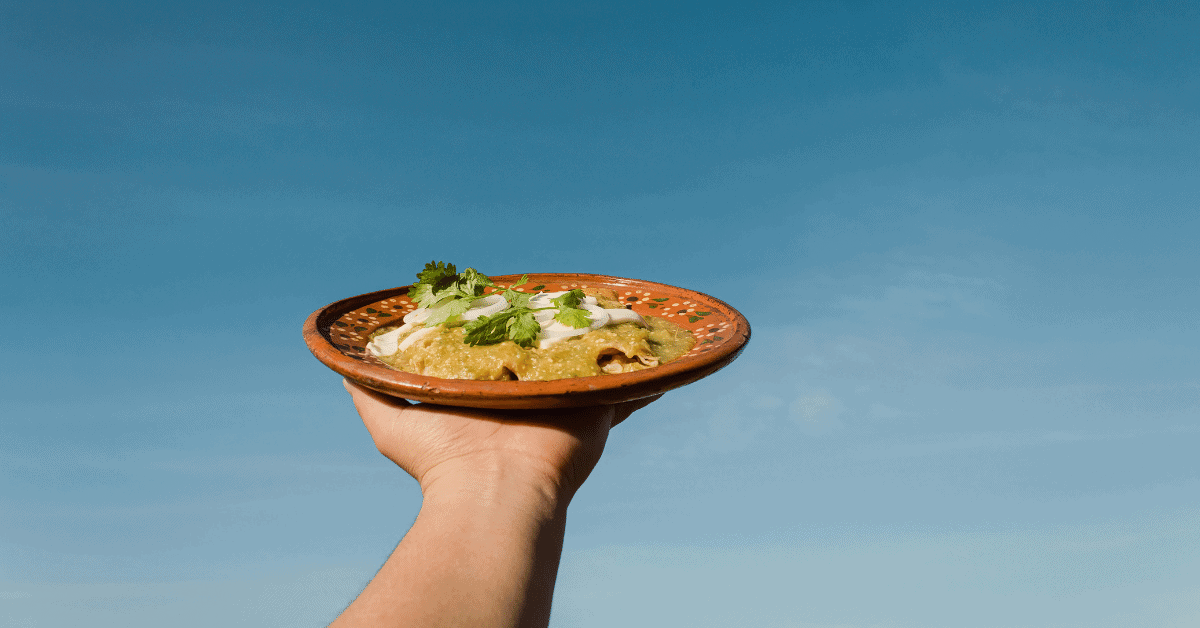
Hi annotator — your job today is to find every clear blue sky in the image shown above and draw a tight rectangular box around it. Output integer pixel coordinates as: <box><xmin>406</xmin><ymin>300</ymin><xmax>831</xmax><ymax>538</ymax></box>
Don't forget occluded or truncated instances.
<box><xmin>3</xmin><ymin>1</ymin><xmax>1198</xmax><ymax>626</ymax></box>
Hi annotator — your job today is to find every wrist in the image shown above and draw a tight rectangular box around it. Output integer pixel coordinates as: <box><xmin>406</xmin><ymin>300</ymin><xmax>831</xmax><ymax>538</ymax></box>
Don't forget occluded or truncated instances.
<box><xmin>419</xmin><ymin>455</ymin><xmax>573</xmax><ymax>520</ymax></box>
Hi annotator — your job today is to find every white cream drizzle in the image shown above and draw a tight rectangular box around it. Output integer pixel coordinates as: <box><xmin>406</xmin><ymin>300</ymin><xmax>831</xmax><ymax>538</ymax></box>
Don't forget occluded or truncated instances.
<box><xmin>367</xmin><ymin>291</ymin><xmax>648</xmax><ymax>358</ymax></box>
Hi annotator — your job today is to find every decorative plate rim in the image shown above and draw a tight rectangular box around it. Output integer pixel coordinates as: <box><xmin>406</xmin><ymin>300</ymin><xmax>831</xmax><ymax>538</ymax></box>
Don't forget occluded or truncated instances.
<box><xmin>303</xmin><ymin>273</ymin><xmax>751</xmax><ymax>409</ymax></box>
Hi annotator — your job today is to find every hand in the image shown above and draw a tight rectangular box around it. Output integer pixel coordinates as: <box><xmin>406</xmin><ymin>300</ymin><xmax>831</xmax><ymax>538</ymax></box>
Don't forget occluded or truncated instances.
<box><xmin>342</xmin><ymin>380</ymin><xmax>659</xmax><ymax>500</ymax></box>
<box><xmin>335</xmin><ymin>381</ymin><xmax>661</xmax><ymax>628</ymax></box>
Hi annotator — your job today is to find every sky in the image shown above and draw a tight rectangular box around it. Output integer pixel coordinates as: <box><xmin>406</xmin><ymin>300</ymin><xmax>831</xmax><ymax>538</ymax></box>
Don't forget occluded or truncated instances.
<box><xmin>2</xmin><ymin>1</ymin><xmax>1199</xmax><ymax>626</ymax></box>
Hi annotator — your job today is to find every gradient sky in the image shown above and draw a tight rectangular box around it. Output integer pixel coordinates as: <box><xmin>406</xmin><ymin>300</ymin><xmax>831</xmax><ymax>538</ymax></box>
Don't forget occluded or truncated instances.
<box><xmin>3</xmin><ymin>1</ymin><xmax>1199</xmax><ymax>626</ymax></box>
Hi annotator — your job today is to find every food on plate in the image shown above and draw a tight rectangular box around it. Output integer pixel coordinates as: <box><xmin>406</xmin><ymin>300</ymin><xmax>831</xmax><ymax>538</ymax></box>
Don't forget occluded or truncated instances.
<box><xmin>366</xmin><ymin>262</ymin><xmax>695</xmax><ymax>381</ymax></box>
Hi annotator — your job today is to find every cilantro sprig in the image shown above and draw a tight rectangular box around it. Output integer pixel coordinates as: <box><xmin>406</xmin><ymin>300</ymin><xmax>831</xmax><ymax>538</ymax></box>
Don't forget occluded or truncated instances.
<box><xmin>407</xmin><ymin>261</ymin><xmax>496</xmax><ymax>326</ymax></box>
<box><xmin>408</xmin><ymin>261</ymin><xmax>495</xmax><ymax>308</ymax></box>
<box><xmin>463</xmin><ymin>307</ymin><xmax>541</xmax><ymax>347</ymax></box>
<box><xmin>407</xmin><ymin>261</ymin><xmax>459</xmax><ymax>307</ymax></box>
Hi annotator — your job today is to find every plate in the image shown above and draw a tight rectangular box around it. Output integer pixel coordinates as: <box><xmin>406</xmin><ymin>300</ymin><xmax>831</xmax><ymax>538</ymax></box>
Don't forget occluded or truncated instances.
<box><xmin>302</xmin><ymin>274</ymin><xmax>751</xmax><ymax>409</ymax></box>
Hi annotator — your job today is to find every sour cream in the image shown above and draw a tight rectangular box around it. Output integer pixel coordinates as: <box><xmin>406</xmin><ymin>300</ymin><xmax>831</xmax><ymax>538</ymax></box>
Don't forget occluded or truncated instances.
<box><xmin>368</xmin><ymin>291</ymin><xmax>648</xmax><ymax>358</ymax></box>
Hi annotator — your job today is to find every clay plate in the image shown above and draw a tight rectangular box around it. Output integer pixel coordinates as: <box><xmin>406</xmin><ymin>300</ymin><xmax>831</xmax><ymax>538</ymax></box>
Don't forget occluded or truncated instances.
<box><xmin>303</xmin><ymin>274</ymin><xmax>751</xmax><ymax>409</ymax></box>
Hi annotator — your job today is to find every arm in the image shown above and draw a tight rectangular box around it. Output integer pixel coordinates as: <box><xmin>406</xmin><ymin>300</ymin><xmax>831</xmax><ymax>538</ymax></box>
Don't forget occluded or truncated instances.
<box><xmin>332</xmin><ymin>380</ymin><xmax>656</xmax><ymax>628</ymax></box>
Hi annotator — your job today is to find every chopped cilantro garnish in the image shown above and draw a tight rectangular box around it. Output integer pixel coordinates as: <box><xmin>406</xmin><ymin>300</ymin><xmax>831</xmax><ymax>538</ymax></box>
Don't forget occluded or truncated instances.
<box><xmin>407</xmin><ymin>263</ymin><xmax>595</xmax><ymax>346</ymax></box>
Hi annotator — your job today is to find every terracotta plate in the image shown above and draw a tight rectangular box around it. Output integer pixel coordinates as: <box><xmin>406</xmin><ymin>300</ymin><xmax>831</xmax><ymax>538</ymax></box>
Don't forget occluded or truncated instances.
<box><xmin>303</xmin><ymin>274</ymin><xmax>751</xmax><ymax>409</ymax></box>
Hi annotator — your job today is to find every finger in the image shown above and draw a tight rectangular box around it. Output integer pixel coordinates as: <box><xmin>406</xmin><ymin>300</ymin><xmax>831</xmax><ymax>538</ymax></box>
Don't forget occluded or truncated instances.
<box><xmin>610</xmin><ymin>393</ymin><xmax>663</xmax><ymax>428</ymax></box>
<box><xmin>343</xmin><ymin>378</ymin><xmax>413</xmax><ymax>408</ymax></box>
<box><xmin>343</xmin><ymin>379</ymin><xmax>412</xmax><ymax>434</ymax></box>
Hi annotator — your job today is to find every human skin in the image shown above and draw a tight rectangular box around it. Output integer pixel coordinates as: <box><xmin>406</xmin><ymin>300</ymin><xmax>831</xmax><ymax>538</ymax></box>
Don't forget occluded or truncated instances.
<box><xmin>331</xmin><ymin>380</ymin><xmax>659</xmax><ymax>628</ymax></box>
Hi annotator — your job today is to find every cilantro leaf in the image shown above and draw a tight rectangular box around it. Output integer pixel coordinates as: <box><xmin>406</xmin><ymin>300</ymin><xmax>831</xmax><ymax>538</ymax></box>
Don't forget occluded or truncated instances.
<box><xmin>501</xmin><ymin>275</ymin><xmax>532</xmax><ymax>308</ymax></box>
<box><xmin>463</xmin><ymin>307</ymin><xmax>540</xmax><ymax>348</ymax></box>
<box><xmin>552</xmin><ymin>289</ymin><xmax>592</xmax><ymax>329</ymax></box>
<box><xmin>508</xmin><ymin>309</ymin><xmax>540</xmax><ymax>347</ymax></box>
<box><xmin>551</xmin><ymin>289</ymin><xmax>585</xmax><ymax>310</ymax></box>
<box><xmin>422</xmin><ymin>298</ymin><xmax>474</xmax><ymax>326</ymax></box>
<box><xmin>555</xmin><ymin>307</ymin><xmax>592</xmax><ymax>328</ymax></box>
<box><xmin>458</xmin><ymin>268</ymin><xmax>494</xmax><ymax>298</ymax></box>
<box><xmin>409</xmin><ymin>261</ymin><xmax>461</xmax><ymax>307</ymax></box>
<box><xmin>407</xmin><ymin>282</ymin><xmax>438</xmax><ymax>307</ymax></box>
<box><xmin>463</xmin><ymin>311</ymin><xmax>510</xmax><ymax>346</ymax></box>
<box><xmin>416</xmin><ymin>261</ymin><xmax>457</xmax><ymax>286</ymax></box>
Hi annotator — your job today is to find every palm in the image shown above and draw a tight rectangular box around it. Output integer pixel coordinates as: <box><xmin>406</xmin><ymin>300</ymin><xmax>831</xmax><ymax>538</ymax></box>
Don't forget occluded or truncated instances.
<box><xmin>344</xmin><ymin>381</ymin><xmax>654</xmax><ymax>496</ymax></box>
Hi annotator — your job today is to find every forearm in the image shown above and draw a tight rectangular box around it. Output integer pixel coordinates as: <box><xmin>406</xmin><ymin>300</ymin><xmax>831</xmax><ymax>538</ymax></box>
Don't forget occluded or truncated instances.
<box><xmin>331</xmin><ymin>462</ymin><xmax>570</xmax><ymax>628</ymax></box>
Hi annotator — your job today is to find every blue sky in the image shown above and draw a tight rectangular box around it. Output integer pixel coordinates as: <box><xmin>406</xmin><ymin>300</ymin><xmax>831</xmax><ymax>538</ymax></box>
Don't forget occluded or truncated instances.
<box><xmin>2</xmin><ymin>1</ymin><xmax>1199</xmax><ymax>626</ymax></box>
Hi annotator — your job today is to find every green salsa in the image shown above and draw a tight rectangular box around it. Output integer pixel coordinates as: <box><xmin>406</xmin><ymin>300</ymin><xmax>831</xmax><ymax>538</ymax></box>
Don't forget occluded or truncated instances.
<box><xmin>373</xmin><ymin>315</ymin><xmax>694</xmax><ymax>381</ymax></box>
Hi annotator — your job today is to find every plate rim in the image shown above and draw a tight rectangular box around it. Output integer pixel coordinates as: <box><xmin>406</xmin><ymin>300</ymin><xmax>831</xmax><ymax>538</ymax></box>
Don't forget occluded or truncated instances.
<box><xmin>303</xmin><ymin>273</ymin><xmax>751</xmax><ymax>409</ymax></box>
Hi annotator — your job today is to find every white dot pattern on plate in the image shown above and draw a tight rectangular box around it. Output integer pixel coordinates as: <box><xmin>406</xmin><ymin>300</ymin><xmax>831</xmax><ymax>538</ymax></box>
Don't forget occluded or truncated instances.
<box><xmin>325</xmin><ymin>280</ymin><xmax>735</xmax><ymax>361</ymax></box>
